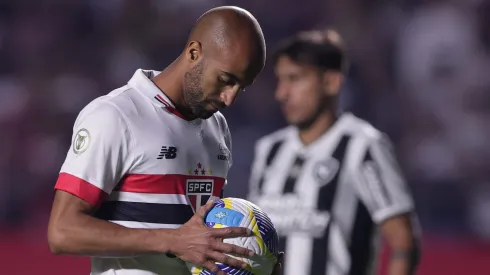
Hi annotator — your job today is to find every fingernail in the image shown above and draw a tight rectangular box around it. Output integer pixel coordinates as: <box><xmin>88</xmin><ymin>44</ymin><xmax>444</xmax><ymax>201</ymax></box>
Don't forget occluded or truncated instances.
<box><xmin>242</xmin><ymin>263</ymin><xmax>248</xmax><ymax>269</ymax></box>
<box><xmin>247</xmin><ymin>229</ymin><xmax>253</xmax><ymax>235</ymax></box>
<box><xmin>248</xmin><ymin>250</ymin><xmax>255</xmax><ymax>256</ymax></box>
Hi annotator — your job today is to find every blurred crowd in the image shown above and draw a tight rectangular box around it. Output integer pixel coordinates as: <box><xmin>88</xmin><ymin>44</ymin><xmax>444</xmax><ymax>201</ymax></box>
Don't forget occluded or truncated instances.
<box><xmin>1</xmin><ymin>0</ymin><xmax>490</xmax><ymax>241</ymax></box>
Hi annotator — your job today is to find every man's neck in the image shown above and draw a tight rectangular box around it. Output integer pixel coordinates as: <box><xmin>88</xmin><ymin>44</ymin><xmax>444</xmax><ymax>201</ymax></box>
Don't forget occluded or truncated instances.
<box><xmin>151</xmin><ymin>59</ymin><xmax>196</xmax><ymax>120</ymax></box>
<box><xmin>152</xmin><ymin>60</ymin><xmax>183</xmax><ymax>106</ymax></box>
<box><xmin>298</xmin><ymin>111</ymin><xmax>338</xmax><ymax>146</ymax></box>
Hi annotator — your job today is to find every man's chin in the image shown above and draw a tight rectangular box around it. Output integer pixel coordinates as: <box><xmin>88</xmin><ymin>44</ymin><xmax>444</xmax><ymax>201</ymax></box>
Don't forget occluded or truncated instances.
<box><xmin>198</xmin><ymin>110</ymin><xmax>215</xmax><ymax>120</ymax></box>
<box><xmin>287</xmin><ymin>116</ymin><xmax>315</xmax><ymax>130</ymax></box>
<box><xmin>284</xmin><ymin>115</ymin><xmax>301</xmax><ymax>126</ymax></box>
<box><xmin>289</xmin><ymin>119</ymin><xmax>315</xmax><ymax>130</ymax></box>
<box><xmin>190</xmin><ymin>106</ymin><xmax>215</xmax><ymax>120</ymax></box>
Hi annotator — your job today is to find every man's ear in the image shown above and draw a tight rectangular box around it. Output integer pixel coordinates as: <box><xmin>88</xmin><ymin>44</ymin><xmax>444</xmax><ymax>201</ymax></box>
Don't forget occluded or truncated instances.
<box><xmin>322</xmin><ymin>71</ymin><xmax>344</xmax><ymax>97</ymax></box>
<box><xmin>186</xmin><ymin>41</ymin><xmax>202</xmax><ymax>63</ymax></box>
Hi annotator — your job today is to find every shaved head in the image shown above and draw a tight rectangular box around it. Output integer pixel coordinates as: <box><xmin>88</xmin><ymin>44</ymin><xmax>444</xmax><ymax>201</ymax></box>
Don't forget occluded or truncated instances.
<box><xmin>188</xmin><ymin>6</ymin><xmax>266</xmax><ymax>68</ymax></box>
<box><xmin>175</xmin><ymin>6</ymin><xmax>266</xmax><ymax>119</ymax></box>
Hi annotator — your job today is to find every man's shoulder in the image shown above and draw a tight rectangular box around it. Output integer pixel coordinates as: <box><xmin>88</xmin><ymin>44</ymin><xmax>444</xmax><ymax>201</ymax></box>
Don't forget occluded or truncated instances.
<box><xmin>255</xmin><ymin>126</ymin><xmax>294</xmax><ymax>149</ymax></box>
<box><xmin>78</xmin><ymin>87</ymin><xmax>122</xmax><ymax>115</ymax></box>
<box><xmin>208</xmin><ymin>111</ymin><xmax>230</xmax><ymax>134</ymax></box>
<box><xmin>341</xmin><ymin>113</ymin><xmax>385</xmax><ymax>142</ymax></box>
<box><xmin>76</xmin><ymin>85</ymin><xmax>143</xmax><ymax>124</ymax></box>
<box><xmin>211</xmin><ymin>111</ymin><xmax>228</xmax><ymax>126</ymax></box>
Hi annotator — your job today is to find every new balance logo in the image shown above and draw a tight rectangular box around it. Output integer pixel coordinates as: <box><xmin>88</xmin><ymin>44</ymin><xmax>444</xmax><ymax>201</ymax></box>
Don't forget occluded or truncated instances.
<box><xmin>157</xmin><ymin>146</ymin><xmax>177</xmax><ymax>159</ymax></box>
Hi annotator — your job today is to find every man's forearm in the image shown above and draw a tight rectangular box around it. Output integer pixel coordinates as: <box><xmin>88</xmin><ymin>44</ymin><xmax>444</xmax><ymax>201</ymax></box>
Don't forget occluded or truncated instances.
<box><xmin>48</xmin><ymin>212</ymin><xmax>174</xmax><ymax>257</ymax></box>
<box><xmin>388</xmin><ymin>247</ymin><xmax>420</xmax><ymax>275</ymax></box>
<box><xmin>380</xmin><ymin>213</ymin><xmax>421</xmax><ymax>275</ymax></box>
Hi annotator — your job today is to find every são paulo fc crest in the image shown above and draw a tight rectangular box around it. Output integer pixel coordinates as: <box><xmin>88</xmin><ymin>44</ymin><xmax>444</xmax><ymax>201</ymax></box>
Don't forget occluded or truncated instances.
<box><xmin>186</xmin><ymin>162</ymin><xmax>214</xmax><ymax>212</ymax></box>
<box><xmin>186</xmin><ymin>179</ymin><xmax>214</xmax><ymax>213</ymax></box>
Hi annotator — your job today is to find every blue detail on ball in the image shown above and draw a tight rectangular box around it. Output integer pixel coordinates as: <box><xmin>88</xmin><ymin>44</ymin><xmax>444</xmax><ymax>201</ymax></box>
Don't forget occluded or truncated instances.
<box><xmin>214</xmin><ymin>200</ymin><xmax>225</xmax><ymax>208</ymax></box>
<box><xmin>205</xmin><ymin>222</ymin><xmax>216</xmax><ymax>227</ymax></box>
<box><xmin>252</xmin><ymin>207</ymin><xmax>279</xmax><ymax>256</ymax></box>
<box><xmin>199</xmin><ymin>263</ymin><xmax>253</xmax><ymax>275</ymax></box>
<box><xmin>205</xmin><ymin>207</ymin><xmax>244</xmax><ymax>227</ymax></box>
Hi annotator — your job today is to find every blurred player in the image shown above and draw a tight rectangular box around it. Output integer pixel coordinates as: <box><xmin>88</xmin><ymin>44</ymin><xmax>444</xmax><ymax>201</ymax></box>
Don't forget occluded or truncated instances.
<box><xmin>248</xmin><ymin>30</ymin><xmax>420</xmax><ymax>275</ymax></box>
<box><xmin>47</xmin><ymin>6</ymin><xmax>279</xmax><ymax>275</ymax></box>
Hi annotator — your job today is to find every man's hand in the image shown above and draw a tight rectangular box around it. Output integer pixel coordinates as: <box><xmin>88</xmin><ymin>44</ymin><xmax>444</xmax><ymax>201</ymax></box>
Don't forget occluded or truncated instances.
<box><xmin>169</xmin><ymin>201</ymin><xmax>255</xmax><ymax>275</ymax></box>
<box><xmin>272</xmin><ymin>252</ymin><xmax>284</xmax><ymax>275</ymax></box>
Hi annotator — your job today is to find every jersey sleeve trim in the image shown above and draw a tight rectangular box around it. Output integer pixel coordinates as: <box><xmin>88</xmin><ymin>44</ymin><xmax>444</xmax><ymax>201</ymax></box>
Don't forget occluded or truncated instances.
<box><xmin>372</xmin><ymin>204</ymin><xmax>414</xmax><ymax>224</ymax></box>
<box><xmin>55</xmin><ymin>172</ymin><xmax>108</xmax><ymax>207</ymax></box>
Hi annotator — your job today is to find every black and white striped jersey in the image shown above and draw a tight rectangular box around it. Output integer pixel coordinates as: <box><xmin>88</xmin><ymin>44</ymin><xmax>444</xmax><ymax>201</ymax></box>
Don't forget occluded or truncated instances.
<box><xmin>248</xmin><ymin>113</ymin><xmax>415</xmax><ymax>275</ymax></box>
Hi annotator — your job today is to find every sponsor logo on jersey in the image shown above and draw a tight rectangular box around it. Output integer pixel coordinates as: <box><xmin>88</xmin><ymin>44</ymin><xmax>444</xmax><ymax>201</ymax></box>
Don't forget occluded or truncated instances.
<box><xmin>157</xmin><ymin>146</ymin><xmax>177</xmax><ymax>159</ymax></box>
<box><xmin>217</xmin><ymin>143</ymin><xmax>230</xmax><ymax>161</ymax></box>
<box><xmin>254</xmin><ymin>194</ymin><xmax>330</xmax><ymax>237</ymax></box>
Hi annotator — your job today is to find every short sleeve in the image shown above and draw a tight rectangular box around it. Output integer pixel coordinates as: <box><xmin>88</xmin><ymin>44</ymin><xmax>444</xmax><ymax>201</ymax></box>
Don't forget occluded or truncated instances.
<box><xmin>54</xmin><ymin>102</ymin><xmax>133</xmax><ymax>207</ymax></box>
<box><xmin>353</xmin><ymin>135</ymin><xmax>414</xmax><ymax>224</ymax></box>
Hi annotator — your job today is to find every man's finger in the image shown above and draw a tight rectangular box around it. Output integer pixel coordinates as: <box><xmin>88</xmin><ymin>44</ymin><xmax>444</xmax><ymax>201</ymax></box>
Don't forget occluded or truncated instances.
<box><xmin>206</xmin><ymin>251</ymin><xmax>248</xmax><ymax>270</ymax></box>
<box><xmin>211</xmin><ymin>240</ymin><xmax>255</xmax><ymax>257</ymax></box>
<box><xmin>211</xmin><ymin>227</ymin><xmax>253</xmax><ymax>238</ymax></box>
<box><xmin>277</xmin><ymin>251</ymin><xmax>284</xmax><ymax>262</ymax></box>
<box><xmin>196</xmin><ymin>200</ymin><xmax>215</xmax><ymax>218</ymax></box>
<box><xmin>202</xmin><ymin>261</ymin><xmax>226</xmax><ymax>275</ymax></box>
<box><xmin>272</xmin><ymin>252</ymin><xmax>284</xmax><ymax>275</ymax></box>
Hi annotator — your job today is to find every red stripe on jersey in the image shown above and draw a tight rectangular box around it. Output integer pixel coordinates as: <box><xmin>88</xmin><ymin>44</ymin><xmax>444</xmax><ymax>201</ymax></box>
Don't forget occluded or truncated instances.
<box><xmin>188</xmin><ymin>196</ymin><xmax>197</xmax><ymax>209</ymax></box>
<box><xmin>155</xmin><ymin>94</ymin><xmax>187</xmax><ymax>120</ymax></box>
<box><xmin>115</xmin><ymin>174</ymin><xmax>225</xmax><ymax>197</ymax></box>
<box><xmin>54</xmin><ymin>173</ymin><xmax>108</xmax><ymax>207</ymax></box>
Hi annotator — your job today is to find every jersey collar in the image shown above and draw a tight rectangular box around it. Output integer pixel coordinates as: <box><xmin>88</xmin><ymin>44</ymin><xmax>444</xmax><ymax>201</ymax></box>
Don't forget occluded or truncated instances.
<box><xmin>291</xmin><ymin>112</ymin><xmax>351</xmax><ymax>152</ymax></box>
<box><xmin>128</xmin><ymin>69</ymin><xmax>187</xmax><ymax>120</ymax></box>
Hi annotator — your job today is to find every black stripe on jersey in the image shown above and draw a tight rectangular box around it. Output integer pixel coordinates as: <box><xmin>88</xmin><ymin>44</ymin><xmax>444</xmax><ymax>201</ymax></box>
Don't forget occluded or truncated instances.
<box><xmin>283</xmin><ymin>156</ymin><xmax>305</xmax><ymax>193</ymax></box>
<box><xmin>154</xmin><ymin>96</ymin><xmax>165</xmax><ymax>104</ymax></box>
<box><xmin>363</xmin><ymin>150</ymin><xmax>392</xmax><ymax>207</ymax></box>
<box><xmin>310</xmin><ymin>135</ymin><xmax>351</xmax><ymax>275</ymax></box>
<box><xmin>257</xmin><ymin>140</ymin><xmax>284</xmax><ymax>192</ymax></box>
<box><xmin>278</xmin><ymin>155</ymin><xmax>306</xmax><ymax>261</ymax></box>
<box><xmin>95</xmin><ymin>201</ymin><xmax>194</xmax><ymax>225</ymax></box>
<box><xmin>348</xmin><ymin>202</ymin><xmax>374</xmax><ymax>275</ymax></box>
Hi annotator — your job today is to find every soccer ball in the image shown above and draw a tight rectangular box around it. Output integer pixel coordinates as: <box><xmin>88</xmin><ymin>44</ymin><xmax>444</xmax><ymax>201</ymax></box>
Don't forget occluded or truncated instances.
<box><xmin>186</xmin><ymin>197</ymin><xmax>278</xmax><ymax>275</ymax></box>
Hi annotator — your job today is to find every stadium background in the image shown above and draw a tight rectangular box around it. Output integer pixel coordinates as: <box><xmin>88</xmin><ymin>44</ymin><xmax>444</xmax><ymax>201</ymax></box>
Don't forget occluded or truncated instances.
<box><xmin>1</xmin><ymin>0</ymin><xmax>489</xmax><ymax>274</ymax></box>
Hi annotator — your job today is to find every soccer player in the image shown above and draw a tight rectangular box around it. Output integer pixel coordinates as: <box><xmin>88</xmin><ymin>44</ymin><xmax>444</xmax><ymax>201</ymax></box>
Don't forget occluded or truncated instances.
<box><xmin>248</xmin><ymin>30</ymin><xmax>420</xmax><ymax>275</ymax></box>
<box><xmin>47</xmin><ymin>6</ymin><xmax>277</xmax><ymax>275</ymax></box>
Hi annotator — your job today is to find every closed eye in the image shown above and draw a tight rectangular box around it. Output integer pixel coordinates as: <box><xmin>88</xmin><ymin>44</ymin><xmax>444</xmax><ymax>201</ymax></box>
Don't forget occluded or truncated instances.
<box><xmin>219</xmin><ymin>76</ymin><xmax>235</xmax><ymax>86</ymax></box>
<box><xmin>220</xmin><ymin>71</ymin><xmax>242</xmax><ymax>86</ymax></box>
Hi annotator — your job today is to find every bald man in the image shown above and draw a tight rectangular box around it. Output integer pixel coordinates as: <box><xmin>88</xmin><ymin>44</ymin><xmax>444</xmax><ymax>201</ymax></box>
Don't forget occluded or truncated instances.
<box><xmin>47</xmin><ymin>6</ymin><xmax>278</xmax><ymax>275</ymax></box>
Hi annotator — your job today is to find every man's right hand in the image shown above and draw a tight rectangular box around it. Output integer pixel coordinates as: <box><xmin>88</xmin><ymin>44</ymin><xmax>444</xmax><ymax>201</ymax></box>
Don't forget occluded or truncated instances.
<box><xmin>168</xmin><ymin>200</ymin><xmax>255</xmax><ymax>275</ymax></box>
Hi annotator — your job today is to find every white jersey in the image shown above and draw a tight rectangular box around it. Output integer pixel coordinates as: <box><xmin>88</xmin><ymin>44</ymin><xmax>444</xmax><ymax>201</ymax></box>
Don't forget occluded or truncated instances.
<box><xmin>55</xmin><ymin>69</ymin><xmax>233</xmax><ymax>275</ymax></box>
<box><xmin>248</xmin><ymin>113</ymin><xmax>414</xmax><ymax>275</ymax></box>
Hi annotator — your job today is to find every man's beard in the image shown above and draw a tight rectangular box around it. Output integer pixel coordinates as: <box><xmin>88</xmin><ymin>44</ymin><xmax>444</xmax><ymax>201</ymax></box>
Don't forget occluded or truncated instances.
<box><xmin>183</xmin><ymin>61</ymin><xmax>213</xmax><ymax>119</ymax></box>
